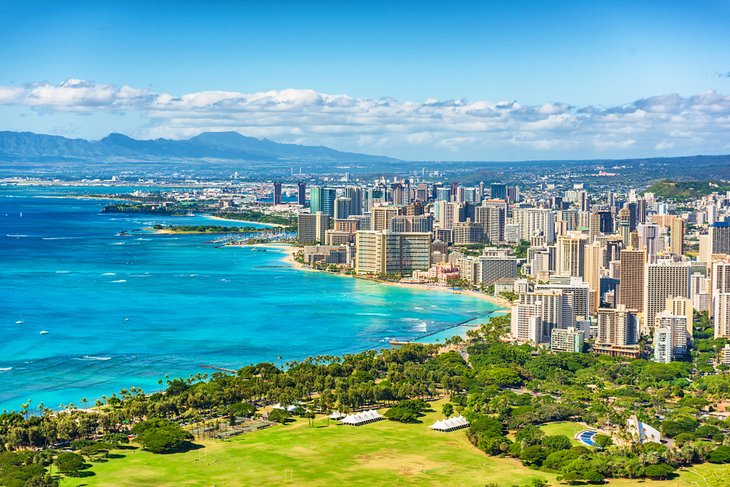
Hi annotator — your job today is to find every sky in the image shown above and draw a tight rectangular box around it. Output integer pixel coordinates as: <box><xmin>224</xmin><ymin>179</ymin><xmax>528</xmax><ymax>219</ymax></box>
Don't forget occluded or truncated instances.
<box><xmin>1</xmin><ymin>0</ymin><xmax>729</xmax><ymax>161</ymax></box>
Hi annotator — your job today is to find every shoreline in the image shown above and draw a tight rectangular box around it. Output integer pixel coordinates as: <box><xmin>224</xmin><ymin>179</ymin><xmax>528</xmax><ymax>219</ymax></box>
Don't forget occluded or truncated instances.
<box><xmin>206</xmin><ymin>215</ymin><xmax>284</xmax><ymax>228</ymax></box>
<box><xmin>250</xmin><ymin>242</ymin><xmax>512</xmax><ymax>310</ymax></box>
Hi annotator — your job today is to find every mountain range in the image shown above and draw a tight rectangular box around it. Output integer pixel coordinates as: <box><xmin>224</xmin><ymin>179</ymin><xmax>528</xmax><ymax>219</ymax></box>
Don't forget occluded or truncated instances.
<box><xmin>0</xmin><ymin>131</ymin><xmax>399</xmax><ymax>163</ymax></box>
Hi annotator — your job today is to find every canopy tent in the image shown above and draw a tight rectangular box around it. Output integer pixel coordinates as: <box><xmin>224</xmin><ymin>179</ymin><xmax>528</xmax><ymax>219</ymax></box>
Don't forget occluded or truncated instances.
<box><xmin>329</xmin><ymin>411</ymin><xmax>346</xmax><ymax>420</ymax></box>
<box><xmin>272</xmin><ymin>403</ymin><xmax>298</xmax><ymax>412</ymax></box>
<box><xmin>429</xmin><ymin>415</ymin><xmax>469</xmax><ymax>432</ymax></box>
<box><xmin>339</xmin><ymin>409</ymin><xmax>383</xmax><ymax>426</ymax></box>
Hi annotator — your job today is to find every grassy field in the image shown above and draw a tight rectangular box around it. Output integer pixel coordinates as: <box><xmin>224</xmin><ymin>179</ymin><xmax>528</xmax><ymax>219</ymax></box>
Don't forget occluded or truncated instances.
<box><xmin>60</xmin><ymin>406</ymin><xmax>728</xmax><ymax>487</ymax></box>
<box><xmin>538</xmin><ymin>421</ymin><xmax>588</xmax><ymax>446</ymax></box>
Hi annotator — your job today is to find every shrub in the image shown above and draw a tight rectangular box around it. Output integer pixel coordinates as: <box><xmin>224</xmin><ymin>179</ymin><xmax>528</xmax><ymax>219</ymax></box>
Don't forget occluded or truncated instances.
<box><xmin>132</xmin><ymin>419</ymin><xmax>194</xmax><ymax>454</ymax></box>
<box><xmin>643</xmin><ymin>463</ymin><xmax>675</xmax><ymax>479</ymax></box>
<box><xmin>267</xmin><ymin>408</ymin><xmax>291</xmax><ymax>424</ymax></box>
<box><xmin>55</xmin><ymin>452</ymin><xmax>87</xmax><ymax>476</ymax></box>
<box><xmin>708</xmin><ymin>445</ymin><xmax>730</xmax><ymax>464</ymax></box>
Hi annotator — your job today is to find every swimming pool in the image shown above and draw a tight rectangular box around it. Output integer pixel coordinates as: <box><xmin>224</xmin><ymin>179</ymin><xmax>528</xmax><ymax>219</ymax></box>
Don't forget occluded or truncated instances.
<box><xmin>577</xmin><ymin>430</ymin><xmax>598</xmax><ymax>446</ymax></box>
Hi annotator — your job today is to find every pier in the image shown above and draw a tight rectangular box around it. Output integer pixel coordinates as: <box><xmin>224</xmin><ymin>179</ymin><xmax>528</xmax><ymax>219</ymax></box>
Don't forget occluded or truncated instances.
<box><xmin>388</xmin><ymin>311</ymin><xmax>497</xmax><ymax>347</ymax></box>
<box><xmin>200</xmin><ymin>364</ymin><xmax>237</xmax><ymax>374</ymax></box>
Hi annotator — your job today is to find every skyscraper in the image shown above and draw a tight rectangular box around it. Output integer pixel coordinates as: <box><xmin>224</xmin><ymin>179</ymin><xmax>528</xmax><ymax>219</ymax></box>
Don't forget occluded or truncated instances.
<box><xmin>644</xmin><ymin>258</ymin><xmax>691</xmax><ymax>334</ymax></box>
<box><xmin>273</xmin><ymin>182</ymin><xmax>282</xmax><ymax>205</ymax></box>
<box><xmin>334</xmin><ymin>197</ymin><xmax>352</xmax><ymax>220</ymax></box>
<box><xmin>297</xmin><ymin>182</ymin><xmax>306</xmax><ymax>206</ymax></box>
<box><xmin>490</xmin><ymin>183</ymin><xmax>507</xmax><ymax>200</ymax></box>
<box><xmin>344</xmin><ymin>186</ymin><xmax>363</xmax><ymax>215</ymax></box>
<box><xmin>557</xmin><ymin>233</ymin><xmax>587</xmax><ymax>278</ymax></box>
<box><xmin>710</xmin><ymin>222</ymin><xmax>730</xmax><ymax>255</ymax></box>
<box><xmin>354</xmin><ymin>231</ymin><xmax>431</xmax><ymax>275</ymax></box>
<box><xmin>584</xmin><ymin>241</ymin><xmax>604</xmax><ymax>313</ymax></box>
<box><xmin>618</xmin><ymin>248</ymin><xmax>646</xmax><ymax>313</ymax></box>
<box><xmin>670</xmin><ymin>218</ymin><xmax>685</xmax><ymax>255</ymax></box>
<box><xmin>310</xmin><ymin>186</ymin><xmax>337</xmax><ymax>217</ymax></box>
<box><xmin>297</xmin><ymin>212</ymin><xmax>330</xmax><ymax>244</ymax></box>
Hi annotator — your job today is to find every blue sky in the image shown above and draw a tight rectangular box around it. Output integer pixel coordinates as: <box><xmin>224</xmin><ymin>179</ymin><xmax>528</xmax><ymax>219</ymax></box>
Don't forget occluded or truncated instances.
<box><xmin>1</xmin><ymin>0</ymin><xmax>729</xmax><ymax>160</ymax></box>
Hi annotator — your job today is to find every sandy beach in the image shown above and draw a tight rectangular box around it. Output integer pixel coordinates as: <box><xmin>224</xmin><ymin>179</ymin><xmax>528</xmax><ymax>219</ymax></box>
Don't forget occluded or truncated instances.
<box><xmin>251</xmin><ymin>242</ymin><xmax>512</xmax><ymax>309</ymax></box>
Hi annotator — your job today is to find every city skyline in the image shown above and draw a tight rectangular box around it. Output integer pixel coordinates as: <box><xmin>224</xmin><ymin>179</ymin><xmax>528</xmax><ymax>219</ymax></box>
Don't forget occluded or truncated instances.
<box><xmin>1</xmin><ymin>1</ymin><xmax>730</xmax><ymax>160</ymax></box>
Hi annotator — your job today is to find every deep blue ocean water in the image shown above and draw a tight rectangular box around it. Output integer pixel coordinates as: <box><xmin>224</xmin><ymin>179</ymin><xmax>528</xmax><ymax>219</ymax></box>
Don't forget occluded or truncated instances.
<box><xmin>0</xmin><ymin>186</ymin><xmax>501</xmax><ymax>412</ymax></box>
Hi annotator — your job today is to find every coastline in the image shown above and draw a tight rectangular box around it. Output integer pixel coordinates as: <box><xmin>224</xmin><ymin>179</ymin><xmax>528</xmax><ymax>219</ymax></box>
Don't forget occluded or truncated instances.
<box><xmin>206</xmin><ymin>215</ymin><xmax>284</xmax><ymax>227</ymax></box>
<box><xmin>251</xmin><ymin>242</ymin><xmax>512</xmax><ymax>310</ymax></box>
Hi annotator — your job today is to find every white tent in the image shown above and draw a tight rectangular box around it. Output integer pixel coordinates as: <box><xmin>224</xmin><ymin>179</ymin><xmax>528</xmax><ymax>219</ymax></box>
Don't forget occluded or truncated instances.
<box><xmin>339</xmin><ymin>409</ymin><xmax>384</xmax><ymax>426</ymax></box>
<box><xmin>429</xmin><ymin>415</ymin><xmax>469</xmax><ymax>432</ymax></box>
<box><xmin>329</xmin><ymin>411</ymin><xmax>346</xmax><ymax>420</ymax></box>
<box><xmin>272</xmin><ymin>403</ymin><xmax>298</xmax><ymax>412</ymax></box>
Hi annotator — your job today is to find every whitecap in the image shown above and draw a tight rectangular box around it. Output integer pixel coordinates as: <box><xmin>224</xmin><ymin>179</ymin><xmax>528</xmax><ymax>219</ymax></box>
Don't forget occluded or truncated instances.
<box><xmin>6</xmin><ymin>234</ymin><xmax>29</xmax><ymax>238</ymax></box>
<box><xmin>0</xmin><ymin>367</ymin><xmax>12</xmax><ymax>372</ymax></box>
<box><xmin>81</xmin><ymin>355</ymin><xmax>111</xmax><ymax>361</ymax></box>
<box><xmin>111</xmin><ymin>279</ymin><xmax>127</xmax><ymax>283</ymax></box>
<box><xmin>111</xmin><ymin>242</ymin><xmax>125</xmax><ymax>245</ymax></box>
<box><xmin>413</xmin><ymin>307</ymin><xmax>424</xmax><ymax>310</ymax></box>
<box><xmin>55</xmin><ymin>270</ymin><xmax>70</xmax><ymax>274</ymax></box>
<box><xmin>102</xmin><ymin>272</ymin><xmax>116</xmax><ymax>276</ymax></box>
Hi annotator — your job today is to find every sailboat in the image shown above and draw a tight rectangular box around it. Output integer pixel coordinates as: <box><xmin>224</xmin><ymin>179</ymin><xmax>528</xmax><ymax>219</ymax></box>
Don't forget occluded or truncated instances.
<box><xmin>15</xmin><ymin>313</ymin><xmax>24</xmax><ymax>325</ymax></box>
<box><xmin>39</xmin><ymin>330</ymin><xmax>48</xmax><ymax>335</ymax></box>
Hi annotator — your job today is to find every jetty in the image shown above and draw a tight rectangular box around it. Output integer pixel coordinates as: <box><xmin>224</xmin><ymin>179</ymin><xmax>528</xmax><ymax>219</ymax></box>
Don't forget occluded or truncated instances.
<box><xmin>200</xmin><ymin>364</ymin><xmax>237</xmax><ymax>374</ymax></box>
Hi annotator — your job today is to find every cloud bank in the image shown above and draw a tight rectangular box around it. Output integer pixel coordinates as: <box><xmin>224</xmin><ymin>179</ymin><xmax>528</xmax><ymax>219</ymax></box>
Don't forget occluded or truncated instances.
<box><xmin>1</xmin><ymin>79</ymin><xmax>730</xmax><ymax>160</ymax></box>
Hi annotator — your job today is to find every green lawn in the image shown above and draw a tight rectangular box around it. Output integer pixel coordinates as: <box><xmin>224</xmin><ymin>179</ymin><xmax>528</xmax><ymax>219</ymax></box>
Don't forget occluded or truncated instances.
<box><xmin>539</xmin><ymin>421</ymin><xmax>589</xmax><ymax>446</ymax></box>
<box><xmin>60</xmin><ymin>408</ymin><xmax>727</xmax><ymax>487</ymax></box>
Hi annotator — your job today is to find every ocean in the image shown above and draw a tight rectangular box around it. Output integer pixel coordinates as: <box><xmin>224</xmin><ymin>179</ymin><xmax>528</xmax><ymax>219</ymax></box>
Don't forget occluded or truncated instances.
<box><xmin>0</xmin><ymin>186</ymin><xmax>501</xmax><ymax>411</ymax></box>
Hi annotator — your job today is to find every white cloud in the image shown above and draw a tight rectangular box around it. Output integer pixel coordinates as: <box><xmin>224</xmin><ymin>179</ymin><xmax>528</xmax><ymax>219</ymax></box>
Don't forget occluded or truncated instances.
<box><xmin>1</xmin><ymin>79</ymin><xmax>730</xmax><ymax>159</ymax></box>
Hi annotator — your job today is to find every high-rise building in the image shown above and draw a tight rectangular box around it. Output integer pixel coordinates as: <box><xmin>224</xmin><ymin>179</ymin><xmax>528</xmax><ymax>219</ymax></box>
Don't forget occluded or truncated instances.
<box><xmin>518</xmin><ymin>290</ymin><xmax>570</xmax><ymax>342</ymax></box>
<box><xmin>355</xmin><ymin>231</ymin><xmax>431</xmax><ymax>275</ymax></box>
<box><xmin>511</xmin><ymin>302</ymin><xmax>542</xmax><ymax>343</ymax></box>
<box><xmin>475</xmin><ymin>199</ymin><xmax>507</xmax><ymax>244</ymax></box>
<box><xmin>618</xmin><ymin>248</ymin><xmax>646</xmax><ymax>313</ymax></box>
<box><xmin>297</xmin><ymin>182</ymin><xmax>306</xmax><ymax>206</ymax></box>
<box><xmin>666</xmin><ymin>296</ymin><xmax>693</xmax><ymax>337</ymax></box>
<box><xmin>584</xmin><ymin>241</ymin><xmax>604</xmax><ymax>313</ymax></box>
<box><xmin>310</xmin><ymin>186</ymin><xmax>337</xmax><ymax>217</ymax></box>
<box><xmin>512</xmin><ymin>207</ymin><xmax>556</xmax><ymax>243</ymax></box>
<box><xmin>297</xmin><ymin>212</ymin><xmax>330</xmax><ymax>244</ymax></box>
<box><xmin>644</xmin><ymin>259</ymin><xmax>691</xmax><ymax>334</ymax></box>
<box><xmin>670</xmin><ymin>218</ymin><xmax>685</xmax><ymax>255</ymax></box>
<box><xmin>453</xmin><ymin>219</ymin><xmax>484</xmax><ymax>244</ymax></box>
<box><xmin>557</xmin><ymin>233</ymin><xmax>587</xmax><ymax>278</ymax></box>
<box><xmin>372</xmin><ymin>205</ymin><xmax>400</xmax><ymax>231</ymax></box>
<box><xmin>710</xmin><ymin>222</ymin><xmax>730</xmax><ymax>255</ymax></box>
<box><xmin>597</xmin><ymin>305</ymin><xmax>639</xmax><ymax>346</ymax></box>
<box><xmin>474</xmin><ymin>255</ymin><xmax>517</xmax><ymax>286</ymax></box>
<box><xmin>344</xmin><ymin>186</ymin><xmax>363</xmax><ymax>216</ymax></box>
<box><xmin>490</xmin><ymin>183</ymin><xmax>507</xmax><ymax>200</ymax></box>
<box><xmin>535</xmin><ymin>277</ymin><xmax>590</xmax><ymax>323</ymax></box>
<box><xmin>654</xmin><ymin>311</ymin><xmax>688</xmax><ymax>360</ymax></box>
<box><xmin>638</xmin><ymin>223</ymin><xmax>660</xmax><ymax>258</ymax></box>
<box><xmin>273</xmin><ymin>182</ymin><xmax>282</xmax><ymax>205</ymax></box>
<box><xmin>653</xmin><ymin>325</ymin><xmax>673</xmax><ymax>363</ymax></box>
<box><xmin>715</xmin><ymin>293</ymin><xmax>730</xmax><ymax>338</ymax></box>
<box><xmin>551</xmin><ymin>326</ymin><xmax>584</xmax><ymax>353</ymax></box>
<box><xmin>618</xmin><ymin>207</ymin><xmax>631</xmax><ymax>247</ymax></box>
<box><xmin>334</xmin><ymin>197</ymin><xmax>352</xmax><ymax>220</ymax></box>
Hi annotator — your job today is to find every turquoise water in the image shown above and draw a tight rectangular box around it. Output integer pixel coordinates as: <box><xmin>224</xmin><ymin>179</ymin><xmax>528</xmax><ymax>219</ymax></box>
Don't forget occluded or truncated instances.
<box><xmin>0</xmin><ymin>186</ymin><xmax>501</xmax><ymax>412</ymax></box>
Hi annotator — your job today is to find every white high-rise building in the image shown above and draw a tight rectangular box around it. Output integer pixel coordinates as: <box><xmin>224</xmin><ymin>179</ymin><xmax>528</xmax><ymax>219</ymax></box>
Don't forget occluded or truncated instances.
<box><xmin>512</xmin><ymin>207</ymin><xmax>555</xmax><ymax>244</ymax></box>
<box><xmin>654</xmin><ymin>311</ymin><xmax>689</xmax><ymax>359</ymax></box>
<box><xmin>644</xmin><ymin>258</ymin><xmax>691</xmax><ymax>334</ymax></box>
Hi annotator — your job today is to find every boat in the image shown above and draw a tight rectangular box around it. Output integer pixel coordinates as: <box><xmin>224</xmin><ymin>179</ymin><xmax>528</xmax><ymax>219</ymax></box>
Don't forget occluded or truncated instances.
<box><xmin>15</xmin><ymin>313</ymin><xmax>23</xmax><ymax>324</ymax></box>
<box><xmin>39</xmin><ymin>330</ymin><xmax>48</xmax><ymax>335</ymax></box>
